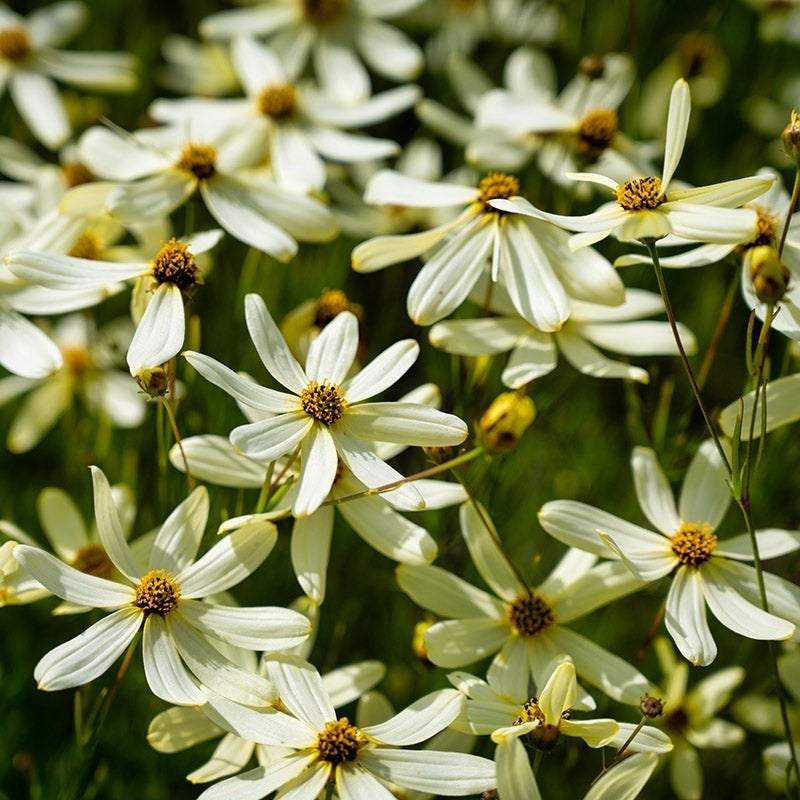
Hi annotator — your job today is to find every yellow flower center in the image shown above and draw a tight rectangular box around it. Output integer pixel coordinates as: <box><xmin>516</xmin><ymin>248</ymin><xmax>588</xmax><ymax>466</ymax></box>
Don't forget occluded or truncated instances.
<box><xmin>0</xmin><ymin>27</ymin><xmax>30</xmax><ymax>61</ymax></box>
<box><xmin>62</xmin><ymin>346</ymin><xmax>92</xmax><ymax>376</ymax></box>
<box><xmin>151</xmin><ymin>238</ymin><xmax>198</xmax><ymax>289</ymax></box>
<box><xmin>514</xmin><ymin>698</ymin><xmax>567</xmax><ymax>751</ymax></box>
<box><xmin>63</xmin><ymin>162</ymin><xmax>95</xmax><ymax>188</ymax></box>
<box><xmin>314</xmin><ymin>289</ymin><xmax>353</xmax><ymax>328</ymax></box>
<box><xmin>507</xmin><ymin>590</ymin><xmax>554</xmax><ymax>637</ymax></box>
<box><xmin>303</xmin><ymin>0</ymin><xmax>348</xmax><ymax>27</ymax></box>
<box><xmin>68</xmin><ymin>232</ymin><xmax>101</xmax><ymax>260</ymax></box>
<box><xmin>746</xmin><ymin>204</ymin><xmax>778</xmax><ymax>249</ymax></box>
<box><xmin>176</xmin><ymin>142</ymin><xmax>217</xmax><ymax>180</ymax></box>
<box><xmin>478</xmin><ymin>172</ymin><xmax>520</xmax><ymax>212</ymax></box>
<box><xmin>257</xmin><ymin>83</ymin><xmax>298</xmax><ymax>119</ymax></box>
<box><xmin>133</xmin><ymin>569</ymin><xmax>181</xmax><ymax>615</ymax></box>
<box><xmin>72</xmin><ymin>544</ymin><xmax>113</xmax><ymax>578</ymax></box>
<box><xmin>316</xmin><ymin>718</ymin><xmax>364</xmax><ymax>764</ymax></box>
<box><xmin>577</xmin><ymin>109</ymin><xmax>618</xmax><ymax>161</ymax></box>
<box><xmin>615</xmin><ymin>176</ymin><xmax>665</xmax><ymax>211</ymax></box>
<box><xmin>300</xmin><ymin>380</ymin><xmax>347</xmax><ymax>425</ymax></box>
<box><xmin>671</xmin><ymin>522</ymin><xmax>717</xmax><ymax>567</ymax></box>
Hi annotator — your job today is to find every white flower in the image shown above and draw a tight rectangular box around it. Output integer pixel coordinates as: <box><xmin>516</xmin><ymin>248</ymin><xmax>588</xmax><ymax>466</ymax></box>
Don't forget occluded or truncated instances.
<box><xmin>185</xmin><ymin>293</ymin><xmax>468</xmax><ymax>518</ymax></box>
<box><xmin>492</xmin><ymin>79</ymin><xmax>772</xmax><ymax>249</ymax></box>
<box><xmin>430</xmin><ymin>283</ymin><xmax>696</xmax><ymax>387</ymax></box>
<box><xmin>539</xmin><ymin>442</ymin><xmax>800</xmax><ymax>666</ymax></box>
<box><xmin>352</xmin><ymin>169</ymin><xmax>624</xmax><ymax>327</ymax></box>
<box><xmin>397</xmin><ymin>501</ymin><xmax>649</xmax><ymax>705</ymax></box>
<box><xmin>194</xmin><ymin>653</ymin><xmax>496</xmax><ymax>800</ymax></box>
<box><xmin>14</xmin><ymin>467</ymin><xmax>311</xmax><ymax>706</ymax></box>
<box><xmin>0</xmin><ymin>1</ymin><xmax>137</xmax><ymax>148</ymax></box>
<box><xmin>199</xmin><ymin>0</ymin><xmax>425</xmax><ymax>105</ymax></box>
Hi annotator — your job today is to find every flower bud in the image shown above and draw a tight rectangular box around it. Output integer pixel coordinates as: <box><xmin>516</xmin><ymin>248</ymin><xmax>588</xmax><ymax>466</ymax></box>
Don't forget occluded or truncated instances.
<box><xmin>478</xmin><ymin>392</ymin><xmax>536</xmax><ymax>453</ymax></box>
<box><xmin>747</xmin><ymin>245</ymin><xmax>790</xmax><ymax>305</ymax></box>
<box><xmin>135</xmin><ymin>366</ymin><xmax>169</xmax><ymax>398</ymax></box>
<box><xmin>640</xmin><ymin>695</ymin><xmax>665</xmax><ymax>719</ymax></box>
<box><xmin>783</xmin><ymin>109</ymin><xmax>800</xmax><ymax>165</ymax></box>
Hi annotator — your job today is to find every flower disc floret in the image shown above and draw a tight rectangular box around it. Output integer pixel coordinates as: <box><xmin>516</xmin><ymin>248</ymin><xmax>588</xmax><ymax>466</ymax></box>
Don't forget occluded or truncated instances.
<box><xmin>151</xmin><ymin>238</ymin><xmax>198</xmax><ymax>289</ymax></box>
<box><xmin>303</xmin><ymin>0</ymin><xmax>348</xmax><ymax>27</ymax></box>
<box><xmin>0</xmin><ymin>28</ymin><xmax>30</xmax><ymax>61</ymax></box>
<box><xmin>71</xmin><ymin>544</ymin><xmax>113</xmax><ymax>578</ymax></box>
<box><xmin>300</xmin><ymin>380</ymin><xmax>347</xmax><ymax>425</ymax></box>
<box><xmin>671</xmin><ymin>522</ymin><xmax>717</xmax><ymax>567</ymax></box>
<box><xmin>68</xmin><ymin>232</ymin><xmax>101</xmax><ymax>260</ymax></box>
<box><xmin>63</xmin><ymin>162</ymin><xmax>95</xmax><ymax>187</ymax></box>
<box><xmin>316</xmin><ymin>718</ymin><xmax>364</xmax><ymax>764</ymax></box>
<box><xmin>176</xmin><ymin>142</ymin><xmax>217</xmax><ymax>179</ymax></box>
<box><xmin>507</xmin><ymin>590</ymin><xmax>554</xmax><ymax>636</ymax></box>
<box><xmin>479</xmin><ymin>172</ymin><xmax>520</xmax><ymax>212</ymax></box>
<box><xmin>615</xmin><ymin>176</ymin><xmax>665</xmax><ymax>211</ymax></box>
<box><xmin>747</xmin><ymin>204</ymin><xmax>779</xmax><ymax>248</ymax></box>
<box><xmin>133</xmin><ymin>569</ymin><xmax>181</xmax><ymax>616</ymax></box>
<box><xmin>578</xmin><ymin>109</ymin><xmax>618</xmax><ymax>158</ymax></box>
<box><xmin>257</xmin><ymin>83</ymin><xmax>297</xmax><ymax>119</ymax></box>
<box><xmin>315</xmin><ymin>289</ymin><xmax>352</xmax><ymax>327</ymax></box>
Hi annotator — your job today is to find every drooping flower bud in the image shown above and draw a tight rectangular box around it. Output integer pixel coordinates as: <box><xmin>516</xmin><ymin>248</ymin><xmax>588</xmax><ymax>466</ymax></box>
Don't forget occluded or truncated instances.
<box><xmin>782</xmin><ymin>109</ymin><xmax>800</xmax><ymax>165</ymax></box>
<box><xmin>478</xmin><ymin>392</ymin><xmax>536</xmax><ymax>453</ymax></box>
<box><xmin>747</xmin><ymin>245</ymin><xmax>790</xmax><ymax>305</ymax></box>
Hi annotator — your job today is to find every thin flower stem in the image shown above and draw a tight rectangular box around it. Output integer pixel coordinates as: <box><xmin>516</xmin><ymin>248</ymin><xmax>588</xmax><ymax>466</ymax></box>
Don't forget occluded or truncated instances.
<box><xmin>696</xmin><ymin>266</ymin><xmax>740</xmax><ymax>391</ymax></box>
<box><xmin>644</xmin><ymin>239</ymin><xmax>732</xmax><ymax>475</ymax></box>
<box><xmin>778</xmin><ymin>167</ymin><xmax>800</xmax><ymax>257</ymax></box>
<box><xmin>328</xmin><ymin>447</ymin><xmax>486</xmax><ymax>506</ymax></box>
<box><xmin>160</xmin><ymin>396</ymin><xmax>195</xmax><ymax>491</ymax></box>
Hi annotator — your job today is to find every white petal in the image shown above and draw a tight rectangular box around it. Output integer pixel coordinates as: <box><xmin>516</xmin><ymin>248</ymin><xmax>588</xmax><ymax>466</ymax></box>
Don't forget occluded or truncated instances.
<box><xmin>364</xmin><ymin>170</ymin><xmax>477</xmax><ymax>208</ymax></box>
<box><xmin>430</xmin><ymin>317</ymin><xmax>527</xmax><ymax>356</ymax></box>
<box><xmin>108</xmin><ymin>170</ymin><xmax>196</xmax><ymax>221</ymax></box>
<box><xmin>314</xmin><ymin>35</ymin><xmax>370</xmax><ymax>104</ymax></box>
<box><xmin>195</xmin><ymin>755</ymin><xmax>317</xmax><ymax>800</ymax></box>
<box><xmin>271</xmin><ymin>124</ymin><xmax>326</xmax><ymax>192</ymax></box>
<box><xmin>664</xmin><ymin>203</ymin><xmax>758</xmax><ymax>244</ymax></box>
<box><xmin>147</xmin><ymin>706</ymin><xmax>222</xmax><ymax>753</ymax></box>
<box><xmin>631</xmin><ymin>447</ymin><xmax>680</xmax><ymax>533</ymax></box>
<box><xmin>292</xmin><ymin>425</ymin><xmax>338</xmax><ymax>518</ymax></box>
<box><xmin>661</xmin><ymin>79</ymin><xmax>691</xmax><ymax>191</ymax></box>
<box><xmin>715</xmin><ymin>529</ymin><xmax>800</xmax><ymax>561</ymax></box>
<box><xmin>678</xmin><ymin>439</ymin><xmax>731</xmax><ymax>530</ymax></box>
<box><xmin>264</xmin><ymin>653</ymin><xmax>335</xmax><ymax>729</ymax></box>
<box><xmin>187</xmin><ymin>734</ymin><xmax>256</xmax><ymax>783</ymax></box>
<box><xmin>168</xmin><ymin>435</ymin><xmax>266</xmax><ymax>488</ymax></box>
<box><xmin>0</xmin><ymin>309</ymin><xmax>62</xmax><ymax>378</ymax></box>
<box><xmin>9</xmin><ymin>70</ymin><xmax>69</xmax><ymax>149</ymax></box>
<box><xmin>291</xmin><ymin>505</ymin><xmax>334</xmax><ymax>604</ymax></box>
<box><xmin>355</xmin><ymin>19</ymin><xmax>422</xmax><ymax>82</ymax></box>
<box><xmin>364</xmin><ymin>688</ymin><xmax>463</xmax><ymax>745</ymax></box>
<box><xmin>143</xmin><ymin>614</ymin><xmax>207</xmax><ymax>705</ymax></box>
<box><xmin>5</xmin><ymin>250</ymin><xmax>144</xmax><ymax>289</ymax></box>
<box><xmin>351</xmin><ymin>219</ymin><xmax>459</xmax><ymax>273</ymax></box>
<box><xmin>305</xmin><ymin>310</ymin><xmax>358</xmax><ymax>385</ymax></box>
<box><xmin>583</xmin><ymin>753</ymin><xmax>658</xmax><ymax>800</ymax></box>
<box><xmin>503</xmin><ymin>331</ymin><xmax>558</xmax><ymax>387</ymax></box>
<box><xmin>719</xmin><ymin>373</ymin><xmax>800</xmax><ymax>438</ymax></box>
<box><xmin>343</xmin><ymin>340</ymin><xmax>418</xmax><ymax>403</ymax></box>
<box><xmin>424</xmin><ymin>618</ymin><xmax>510</xmax><ymax>668</ymax></box>
<box><xmin>37</xmin><ymin>487</ymin><xmax>86</xmax><ymax>559</ymax></box>
<box><xmin>149</xmin><ymin>486</ymin><xmax>208</xmax><ymax>574</ymax></box>
<box><xmin>91</xmin><ymin>466</ymin><xmax>141</xmax><ymax>582</ymax></box>
<box><xmin>665</xmin><ymin>567</ymin><xmax>717</xmax><ymax>666</ymax></box>
<box><xmin>230</xmin><ymin>414</ymin><xmax>313</xmax><ymax>462</ymax></box>
<box><xmin>309</xmin><ymin>127</ymin><xmax>398</xmax><ymax>163</ymax></box>
<box><xmin>127</xmin><ymin>283</ymin><xmax>186</xmax><ymax>374</ymax></box>
<box><xmin>396</xmin><ymin>564</ymin><xmax>505</xmax><ymax>618</ymax></box>
<box><xmin>495</xmin><ymin>738</ymin><xmax>541</xmax><ymax>800</ymax></box>
<box><xmin>336</xmin><ymin>763</ymin><xmax>396</xmax><ymax>800</ymax></box>
<box><xmin>343</xmin><ymin>403</ymin><xmax>467</xmax><ymax>446</ymax></box>
<box><xmin>323</xmin><ymin>661</ymin><xmax>386</xmax><ymax>709</ymax></box>
<box><xmin>78</xmin><ymin>125</ymin><xmax>171</xmax><ymax>181</ymax></box>
<box><xmin>556</xmin><ymin>330</ymin><xmax>649</xmax><ymax>383</ymax></box>
<box><xmin>5</xmin><ymin>375</ymin><xmax>70</xmax><ymax>452</ymax></box>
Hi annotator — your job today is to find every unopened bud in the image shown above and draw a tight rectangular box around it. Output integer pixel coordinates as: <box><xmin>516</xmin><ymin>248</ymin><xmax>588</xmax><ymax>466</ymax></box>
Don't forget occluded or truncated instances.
<box><xmin>747</xmin><ymin>245</ymin><xmax>790</xmax><ymax>304</ymax></box>
<box><xmin>478</xmin><ymin>392</ymin><xmax>536</xmax><ymax>453</ymax></box>
<box><xmin>640</xmin><ymin>694</ymin><xmax>665</xmax><ymax>718</ymax></box>
<box><xmin>412</xmin><ymin>619</ymin><xmax>433</xmax><ymax>664</ymax></box>
<box><xmin>135</xmin><ymin>367</ymin><xmax>169</xmax><ymax>398</ymax></box>
<box><xmin>783</xmin><ymin>109</ymin><xmax>800</xmax><ymax>165</ymax></box>
<box><xmin>579</xmin><ymin>54</ymin><xmax>605</xmax><ymax>80</ymax></box>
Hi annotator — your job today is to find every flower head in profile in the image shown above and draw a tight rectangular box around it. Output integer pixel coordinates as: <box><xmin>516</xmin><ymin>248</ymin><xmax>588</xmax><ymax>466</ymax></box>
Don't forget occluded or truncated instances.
<box><xmin>194</xmin><ymin>654</ymin><xmax>496</xmax><ymax>800</ymax></box>
<box><xmin>539</xmin><ymin>441</ymin><xmax>800</xmax><ymax>665</ymax></box>
<box><xmin>14</xmin><ymin>467</ymin><xmax>311</xmax><ymax>706</ymax></box>
<box><xmin>185</xmin><ymin>293</ymin><xmax>468</xmax><ymax>518</ymax></box>
<box><xmin>492</xmin><ymin>79</ymin><xmax>773</xmax><ymax>249</ymax></box>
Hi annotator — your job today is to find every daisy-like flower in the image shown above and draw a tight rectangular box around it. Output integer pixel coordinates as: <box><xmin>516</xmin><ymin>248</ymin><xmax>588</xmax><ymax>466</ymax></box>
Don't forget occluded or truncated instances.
<box><xmin>430</xmin><ymin>280</ymin><xmax>696</xmax><ymax>387</ymax></box>
<box><xmin>397</xmin><ymin>501</ymin><xmax>649</xmax><ymax>705</ymax></box>
<box><xmin>74</xmin><ymin>121</ymin><xmax>337</xmax><ymax>259</ymax></box>
<box><xmin>0</xmin><ymin>314</ymin><xmax>146</xmax><ymax>452</ymax></box>
<box><xmin>151</xmin><ymin>37</ymin><xmax>419</xmax><ymax>193</ymax></box>
<box><xmin>352</xmin><ymin>168</ymin><xmax>624</xmax><ymax>327</ymax></box>
<box><xmin>0</xmin><ymin>1</ymin><xmax>137</xmax><ymax>148</ymax></box>
<box><xmin>450</xmin><ymin>660</ymin><xmax>619</xmax><ymax>800</ymax></box>
<box><xmin>194</xmin><ymin>653</ymin><xmax>496</xmax><ymax>800</ymax></box>
<box><xmin>199</xmin><ymin>0</ymin><xmax>425</xmax><ymax>106</ymax></box>
<box><xmin>649</xmin><ymin>636</ymin><xmax>745</xmax><ymax>800</ymax></box>
<box><xmin>539</xmin><ymin>441</ymin><xmax>800</xmax><ymax>666</ymax></box>
<box><xmin>491</xmin><ymin>79</ymin><xmax>772</xmax><ymax>249</ymax></box>
<box><xmin>14</xmin><ymin>467</ymin><xmax>312</xmax><ymax>706</ymax></box>
<box><xmin>8</xmin><ymin>232</ymin><xmax>221</xmax><ymax>383</ymax></box>
<box><xmin>184</xmin><ymin>293</ymin><xmax>468</xmax><ymax>518</ymax></box>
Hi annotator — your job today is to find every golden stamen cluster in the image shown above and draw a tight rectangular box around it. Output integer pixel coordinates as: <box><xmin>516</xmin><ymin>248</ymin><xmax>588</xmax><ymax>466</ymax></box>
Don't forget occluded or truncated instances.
<box><xmin>300</xmin><ymin>380</ymin><xmax>347</xmax><ymax>426</ymax></box>
<box><xmin>314</xmin><ymin>289</ymin><xmax>353</xmax><ymax>328</ymax></box>
<box><xmin>577</xmin><ymin>109</ymin><xmax>618</xmax><ymax>160</ymax></box>
<box><xmin>63</xmin><ymin>347</ymin><xmax>92</xmax><ymax>377</ymax></box>
<box><xmin>303</xmin><ymin>0</ymin><xmax>347</xmax><ymax>27</ymax></box>
<box><xmin>63</xmin><ymin>162</ymin><xmax>95</xmax><ymax>188</ymax></box>
<box><xmin>72</xmin><ymin>544</ymin><xmax>113</xmax><ymax>578</ymax></box>
<box><xmin>745</xmin><ymin>204</ymin><xmax>778</xmax><ymax>248</ymax></box>
<box><xmin>671</xmin><ymin>522</ymin><xmax>717</xmax><ymax>567</ymax></box>
<box><xmin>615</xmin><ymin>176</ymin><xmax>665</xmax><ymax>211</ymax></box>
<box><xmin>0</xmin><ymin>28</ymin><xmax>30</xmax><ymax>61</ymax></box>
<box><xmin>514</xmin><ymin>698</ymin><xmax>563</xmax><ymax>751</ymax></box>
<box><xmin>151</xmin><ymin>238</ymin><xmax>198</xmax><ymax>289</ymax></box>
<box><xmin>479</xmin><ymin>172</ymin><xmax>520</xmax><ymax>212</ymax></box>
<box><xmin>68</xmin><ymin>232</ymin><xmax>101</xmax><ymax>261</ymax></box>
<box><xmin>507</xmin><ymin>590</ymin><xmax>555</xmax><ymax>637</ymax></box>
<box><xmin>257</xmin><ymin>83</ymin><xmax>298</xmax><ymax>119</ymax></box>
<box><xmin>176</xmin><ymin>142</ymin><xmax>217</xmax><ymax>180</ymax></box>
<box><xmin>316</xmin><ymin>718</ymin><xmax>364</xmax><ymax>764</ymax></box>
<box><xmin>133</xmin><ymin>569</ymin><xmax>181</xmax><ymax>615</ymax></box>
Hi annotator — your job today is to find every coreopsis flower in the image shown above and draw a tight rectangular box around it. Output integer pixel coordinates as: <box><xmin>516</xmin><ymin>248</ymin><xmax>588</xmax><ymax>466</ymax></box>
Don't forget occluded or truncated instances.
<box><xmin>151</xmin><ymin>37</ymin><xmax>419</xmax><ymax>193</ymax></box>
<box><xmin>0</xmin><ymin>314</ymin><xmax>145</xmax><ymax>452</ymax></box>
<box><xmin>719</xmin><ymin>372</ymin><xmax>800</xmax><ymax>439</ymax></box>
<box><xmin>649</xmin><ymin>637</ymin><xmax>745</xmax><ymax>800</ymax></box>
<box><xmin>7</xmin><ymin>231</ymin><xmax>221</xmax><ymax>382</ymax></box>
<box><xmin>491</xmin><ymin>79</ymin><xmax>772</xmax><ymax>249</ymax></box>
<box><xmin>0</xmin><ymin>1</ymin><xmax>137</xmax><ymax>148</ymax></box>
<box><xmin>74</xmin><ymin>121</ymin><xmax>337</xmax><ymax>259</ymax></box>
<box><xmin>430</xmin><ymin>282</ymin><xmax>696</xmax><ymax>387</ymax></box>
<box><xmin>193</xmin><ymin>654</ymin><xmax>496</xmax><ymax>800</ymax></box>
<box><xmin>170</xmin><ymin>384</ymin><xmax>466</xmax><ymax>604</ymax></box>
<box><xmin>14</xmin><ymin>467</ymin><xmax>312</xmax><ymax>706</ymax></box>
<box><xmin>449</xmin><ymin>661</ymin><xmax>619</xmax><ymax>800</ymax></box>
<box><xmin>539</xmin><ymin>442</ymin><xmax>800</xmax><ymax>666</ymax></box>
<box><xmin>397</xmin><ymin>501</ymin><xmax>649</xmax><ymax>704</ymax></box>
<box><xmin>185</xmin><ymin>293</ymin><xmax>468</xmax><ymax>518</ymax></box>
<box><xmin>199</xmin><ymin>0</ymin><xmax>425</xmax><ymax>105</ymax></box>
<box><xmin>352</xmin><ymin>169</ymin><xmax>624</xmax><ymax>327</ymax></box>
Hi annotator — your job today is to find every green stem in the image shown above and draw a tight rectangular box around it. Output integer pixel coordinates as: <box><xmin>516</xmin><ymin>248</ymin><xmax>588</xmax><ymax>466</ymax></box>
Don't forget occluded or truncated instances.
<box><xmin>696</xmin><ymin>266</ymin><xmax>740</xmax><ymax>391</ymax></box>
<box><xmin>779</xmin><ymin>168</ymin><xmax>800</xmax><ymax>257</ymax></box>
<box><xmin>160</xmin><ymin>396</ymin><xmax>195</xmax><ymax>491</ymax></box>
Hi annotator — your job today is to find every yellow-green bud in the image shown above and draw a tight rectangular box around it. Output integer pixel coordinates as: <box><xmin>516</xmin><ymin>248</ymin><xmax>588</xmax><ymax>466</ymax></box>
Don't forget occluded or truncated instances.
<box><xmin>478</xmin><ymin>392</ymin><xmax>536</xmax><ymax>453</ymax></box>
<box><xmin>782</xmin><ymin>109</ymin><xmax>800</xmax><ymax>165</ymax></box>
<box><xmin>412</xmin><ymin>619</ymin><xmax>433</xmax><ymax>664</ymax></box>
<box><xmin>135</xmin><ymin>367</ymin><xmax>170</xmax><ymax>398</ymax></box>
<box><xmin>747</xmin><ymin>245</ymin><xmax>790</xmax><ymax>305</ymax></box>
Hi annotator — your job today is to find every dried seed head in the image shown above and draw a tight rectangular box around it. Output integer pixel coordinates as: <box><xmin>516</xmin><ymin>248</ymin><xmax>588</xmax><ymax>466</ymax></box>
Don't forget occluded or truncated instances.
<box><xmin>507</xmin><ymin>591</ymin><xmax>554</xmax><ymax>637</ymax></box>
<box><xmin>151</xmin><ymin>238</ymin><xmax>198</xmax><ymax>289</ymax></box>
<box><xmin>316</xmin><ymin>718</ymin><xmax>364</xmax><ymax>764</ymax></box>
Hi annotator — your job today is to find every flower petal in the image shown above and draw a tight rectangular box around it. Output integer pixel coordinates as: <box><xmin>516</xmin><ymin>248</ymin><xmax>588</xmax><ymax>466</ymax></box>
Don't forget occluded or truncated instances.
<box><xmin>143</xmin><ymin>614</ymin><xmax>207</xmax><ymax>705</ymax></box>
<box><xmin>149</xmin><ymin>485</ymin><xmax>208</xmax><ymax>574</ymax></box>
<box><xmin>678</xmin><ymin>439</ymin><xmax>731</xmax><ymax>530</ymax></box>
<box><xmin>665</xmin><ymin>567</ymin><xmax>717</xmax><ymax>666</ymax></box>
<box><xmin>661</xmin><ymin>78</ymin><xmax>691</xmax><ymax>191</ymax></box>
<box><xmin>363</xmin><ymin>688</ymin><xmax>463</xmax><ymax>745</ymax></box>
<box><xmin>263</xmin><ymin>653</ymin><xmax>335</xmax><ymax>730</ymax></box>
<box><xmin>91</xmin><ymin>466</ymin><xmax>141</xmax><ymax>582</ymax></box>
<box><xmin>631</xmin><ymin>447</ymin><xmax>680</xmax><ymax>534</ymax></box>
<box><xmin>342</xmin><ymin>340</ymin><xmax>418</xmax><ymax>403</ymax></box>
<box><xmin>291</xmin><ymin>505</ymin><xmax>334</xmax><ymax>604</ymax></box>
